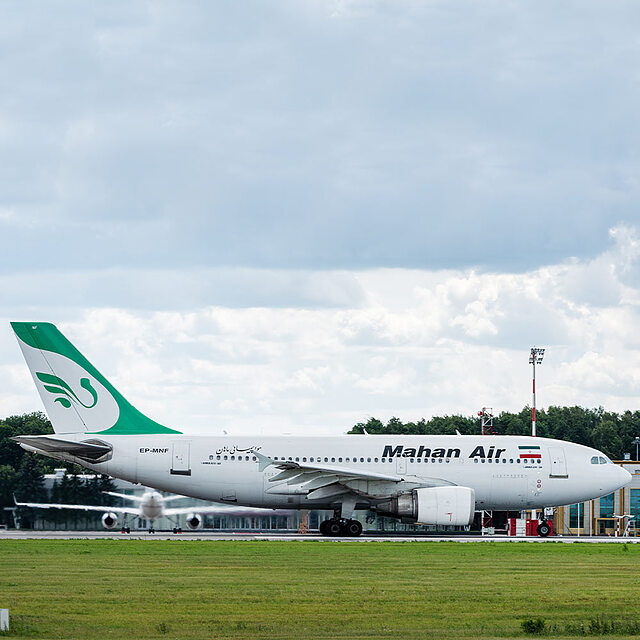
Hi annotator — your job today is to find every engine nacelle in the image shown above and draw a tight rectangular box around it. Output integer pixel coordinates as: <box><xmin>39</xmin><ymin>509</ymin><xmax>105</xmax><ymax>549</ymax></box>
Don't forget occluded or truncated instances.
<box><xmin>101</xmin><ymin>512</ymin><xmax>119</xmax><ymax>530</ymax></box>
<box><xmin>376</xmin><ymin>486</ymin><xmax>475</xmax><ymax>526</ymax></box>
<box><xmin>185</xmin><ymin>513</ymin><xmax>202</xmax><ymax>530</ymax></box>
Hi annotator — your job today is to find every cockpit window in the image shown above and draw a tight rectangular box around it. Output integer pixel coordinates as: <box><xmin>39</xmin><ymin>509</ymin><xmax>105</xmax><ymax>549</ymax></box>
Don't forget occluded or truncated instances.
<box><xmin>599</xmin><ymin>456</ymin><xmax>610</xmax><ymax>464</ymax></box>
<box><xmin>591</xmin><ymin>456</ymin><xmax>599</xmax><ymax>464</ymax></box>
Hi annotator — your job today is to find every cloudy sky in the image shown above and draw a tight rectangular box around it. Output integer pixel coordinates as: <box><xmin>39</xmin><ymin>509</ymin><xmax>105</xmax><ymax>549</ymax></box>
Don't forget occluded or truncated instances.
<box><xmin>1</xmin><ymin>1</ymin><xmax>640</xmax><ymax>434</ymax></box>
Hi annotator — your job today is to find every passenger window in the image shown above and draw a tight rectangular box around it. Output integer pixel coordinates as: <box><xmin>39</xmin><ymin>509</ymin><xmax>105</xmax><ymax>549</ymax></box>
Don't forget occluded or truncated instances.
<box><xmin>303</xmin><ymin>457</ymin><xmax>307</xmax><ymax>462</ymax></box>
<box><xmin>374</xmin><ymin>458</ymin><xmax>378</xmax><ymax>463</ymax></box>
<box><xmin>331</xmin><ymin>458</ymin><xmax>335</xmax><ymax>462</ymax></box>
<box><xmin>310</xmin><ymin>457</ymin><xmax>314</xmax><ymax>462</ymax></box>
<box><xmin>474</xmin><ymin>459</ymin><xmax>479</xmax><ymax>463</ymax></box>
<box><xmin>295</xmin><ymin>457</ymin><xmax>299</xmax><ymax>462</ymax></box>
<box><xmin>360</xmin><ymin>457</ymin><xmax>364</xmax><ymax>462</ymax></box>
<box><xmin>339</xmin><ymin>457</ymin><xmax>343</xmax><ymax>462</ymax></box>
<box><xmin>509</xmin><ymin>459</ymin><xmax>513</xmax><ymax>463</ymax></box>
<box><xmin>324</xmin><ymin>457</ymin><xmax>328</xmax><ymax>462</ymax></box>
<box><xmin>367</xmin><ymin>458</ymin><xmax>371</xmax><ymax>462</ymax></box>
<box><xmin>231</xmin><ymin>455</ymin><xmax>235</xmax><ymax>460</ymax></box>
<box><xmin>438</xmin><ymin>459</ymin><xmax>443</xmax><ymax>463</ymax></box>
<box><xmin>223</xmin><ymin>455</ymin><xmax>228</xmax><ymax>460</ymax></box>
<box><xmin>410</xmin><ymin>458</ymin><xmax>415</xmax><ymax>463</ymax></box>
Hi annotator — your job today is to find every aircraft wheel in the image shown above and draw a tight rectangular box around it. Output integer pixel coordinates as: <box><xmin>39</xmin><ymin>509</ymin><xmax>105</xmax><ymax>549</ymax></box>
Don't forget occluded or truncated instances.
<box><xmin>126</xmin><ymin>527</ymin><xmax>130</xmax><ymax>534</ymax></box>
<box><xmin>319</xmin><ymin>519</ymin><xmax>330</xmax><ymax>536</ymax></box>
<box><xmin>343</xmin><ymin>519</ymin><xmax>363</xmax><ymax>537</ymax></box>
<box><xmin>326</xmin><ymin>520</ymin><xmax>343</xmax><ymax>536</ymax></box>
<box><xmin>537</xmin><ymin>521</ymin><xmax>551</xmax><ymax>537</ymax></box>
<box><xmin>172</xmin><ymin>528</ymin><xmax>178</xmax><ymax>534</ymax></box>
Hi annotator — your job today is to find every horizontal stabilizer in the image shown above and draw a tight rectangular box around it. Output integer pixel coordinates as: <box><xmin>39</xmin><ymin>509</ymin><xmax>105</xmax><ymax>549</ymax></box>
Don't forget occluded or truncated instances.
<box><xmin>12</xmin><ymin>435</ymin><xmax>112</xmax><ymax>461</ymax></box>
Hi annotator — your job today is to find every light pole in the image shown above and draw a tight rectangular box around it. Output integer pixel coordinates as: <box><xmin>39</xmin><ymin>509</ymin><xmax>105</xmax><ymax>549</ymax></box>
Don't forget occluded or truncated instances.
<box><xmin>529</xmin><ymin>347</ymin><xmax>545</xmax><ymax>437</ymax></box>
<box><xmin>633</xmin><ymin>437</ymin><xmax>640</xmax><ymax>462</ymax></box>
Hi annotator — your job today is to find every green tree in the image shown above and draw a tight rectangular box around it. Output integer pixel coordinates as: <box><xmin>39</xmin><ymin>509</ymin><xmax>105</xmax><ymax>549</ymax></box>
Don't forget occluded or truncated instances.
<box><xmin>591</xmin><ymin>420</ymin><xmax>624</xmax><ymax>460</ymax></box>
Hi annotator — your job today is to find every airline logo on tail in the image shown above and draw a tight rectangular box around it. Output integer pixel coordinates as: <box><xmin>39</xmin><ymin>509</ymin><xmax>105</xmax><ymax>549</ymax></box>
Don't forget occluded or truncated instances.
<box><xmin>36</xmin><ymin>372</ymin><xmax>98</xmax><ymax>409</ymax></box>
<box><xmin>25</xmin><ymin>345</ymin><xmax>120</xmax><ymax>432</ymax></box>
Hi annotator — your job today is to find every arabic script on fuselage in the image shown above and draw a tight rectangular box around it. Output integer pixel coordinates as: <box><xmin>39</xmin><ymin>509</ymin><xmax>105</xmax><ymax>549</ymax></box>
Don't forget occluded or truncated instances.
<box><xmin>215</xmin><ymin>445</ymin><xmax>262</xmax><ymax>455</ymax></box>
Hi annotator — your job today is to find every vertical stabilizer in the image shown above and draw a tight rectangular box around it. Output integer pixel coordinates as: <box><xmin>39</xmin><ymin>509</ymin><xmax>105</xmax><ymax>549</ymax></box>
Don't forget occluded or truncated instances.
<box><xmin>11</xmin><ymin>322</ymin><xmax>180</xmax><ymax>435</ymax></box>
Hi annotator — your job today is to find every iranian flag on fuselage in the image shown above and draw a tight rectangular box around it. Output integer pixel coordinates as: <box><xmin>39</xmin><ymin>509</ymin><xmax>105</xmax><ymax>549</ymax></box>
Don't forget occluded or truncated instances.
<box><xmin>519</xmin><ymin>445</ymin><xmax>541</xmax><ymax>459</ymax></box>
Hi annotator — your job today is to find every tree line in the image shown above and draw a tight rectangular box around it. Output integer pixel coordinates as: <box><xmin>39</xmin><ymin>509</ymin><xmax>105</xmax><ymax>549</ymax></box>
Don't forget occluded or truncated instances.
<box><xmin>349</xmin><ymin>405</ymin><xmax>640</xmax><ymax>461</ymax></box>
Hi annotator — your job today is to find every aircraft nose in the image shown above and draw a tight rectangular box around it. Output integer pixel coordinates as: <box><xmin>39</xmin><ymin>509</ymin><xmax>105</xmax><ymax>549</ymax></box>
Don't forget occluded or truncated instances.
<box><xmin>614</xmin><ymin>465</ymin><xmax>632</xmax><ymax>490</ymax></box>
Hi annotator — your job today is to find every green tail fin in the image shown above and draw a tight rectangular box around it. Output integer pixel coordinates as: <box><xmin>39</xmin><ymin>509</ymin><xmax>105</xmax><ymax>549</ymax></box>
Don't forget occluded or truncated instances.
<box><xmin>11</xmin><ymin>322</ymin><xmax>181</xmax><ymax>435</ymax></box>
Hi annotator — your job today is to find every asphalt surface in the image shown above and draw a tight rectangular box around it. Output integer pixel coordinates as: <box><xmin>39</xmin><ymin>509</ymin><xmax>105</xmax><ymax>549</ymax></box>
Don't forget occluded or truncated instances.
<box><xmin>1</xmin><ymin>530</ymin><xmax>638</xmax><ymax>542</ymax></box>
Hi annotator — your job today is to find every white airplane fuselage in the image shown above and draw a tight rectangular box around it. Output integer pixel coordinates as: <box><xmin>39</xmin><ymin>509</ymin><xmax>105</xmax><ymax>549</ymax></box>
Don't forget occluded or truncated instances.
<box><xmin>60</xmin><ymin>433</ymin><xmax>629</xmax><ymax>513</ymax></box>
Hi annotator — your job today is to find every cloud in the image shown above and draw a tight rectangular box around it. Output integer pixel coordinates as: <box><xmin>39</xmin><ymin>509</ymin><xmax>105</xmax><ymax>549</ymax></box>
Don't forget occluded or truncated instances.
<box><xmin>2</xmin><ymin>1</ymin><xmax>640</xmax><ymax>274</ymax></box>
<box><xmin>2</xmin><ymin>225</ymin><xmax>640</xmax><ymax>433</ymax></box>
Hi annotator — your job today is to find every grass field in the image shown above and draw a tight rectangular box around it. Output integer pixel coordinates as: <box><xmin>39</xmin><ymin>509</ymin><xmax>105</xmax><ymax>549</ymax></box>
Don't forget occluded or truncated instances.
<box><xmin>1</xmin><ymin>540</ymin><xmax>639</xmax><ymax>639</ymax></box>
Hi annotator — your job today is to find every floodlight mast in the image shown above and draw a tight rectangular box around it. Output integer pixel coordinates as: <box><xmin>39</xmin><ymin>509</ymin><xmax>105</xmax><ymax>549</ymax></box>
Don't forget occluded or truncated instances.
<box><xmin>529</xmin><ymin>347</ymin><xmax>545</xmax><ymax>437</ymax></box>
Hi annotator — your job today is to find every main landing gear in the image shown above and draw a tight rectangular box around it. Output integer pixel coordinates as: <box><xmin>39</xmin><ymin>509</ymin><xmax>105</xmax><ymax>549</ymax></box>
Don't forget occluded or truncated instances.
<box><xmin>537</xmin><ymin>520</ymin><xmax>551</xmax><ymax>537</ymax></box>
<box><xmin>319</xmin><ymin>518</ymin><xmax>363</xmax><ymax>537</ymax></box>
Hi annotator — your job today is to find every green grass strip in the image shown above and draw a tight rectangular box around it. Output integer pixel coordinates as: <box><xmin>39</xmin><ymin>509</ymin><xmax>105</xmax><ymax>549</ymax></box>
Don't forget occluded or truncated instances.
<box><xmin>1</xmin><ymin>540</ymin><xmax>639</xmax><ymax>639</ymax></box>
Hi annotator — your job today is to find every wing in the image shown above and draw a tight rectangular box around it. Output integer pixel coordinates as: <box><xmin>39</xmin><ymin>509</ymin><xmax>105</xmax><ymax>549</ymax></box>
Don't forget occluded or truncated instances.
<box><xmin>163</xmin><ymin>503</ymin><xmax>291</xmax><ymax>517</ymax></box>
<box><xmin>14</xmin><ymin>498</ymin><xmax>140</xmax><ymax>515</ymax></box>
<box><xmin>253</xmin><ymin>451</ymin><xmax>452</xmax><ymax>501</ymax></box>
<box><xmin>102</xmin><ymin>491</ymin><xmax>145</xmax><ymax>503</ymax></box>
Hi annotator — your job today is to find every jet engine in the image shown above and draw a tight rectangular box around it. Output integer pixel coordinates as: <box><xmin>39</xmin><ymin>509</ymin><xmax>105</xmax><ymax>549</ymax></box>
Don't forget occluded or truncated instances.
<box><xmin>185</xmin><ymin>513</ymin><xmax>202</xmax><ymax>530</ymax></box>
<box><xmin>375</xmin><ymin>486</ymin><xmax>475</xmax><ymax>526</ymax></box>
<box><xmin>101</xmin><ymin>512</ymin><xmax>119</xmax><ymax>529</ymax></box>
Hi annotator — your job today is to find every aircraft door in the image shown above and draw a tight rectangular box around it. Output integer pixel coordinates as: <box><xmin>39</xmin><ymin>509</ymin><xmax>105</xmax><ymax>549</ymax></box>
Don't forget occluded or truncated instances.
<box><xmin>396</xmin><ymin>457</ymin><xmax>407</xmax><ymax>475</ymax></box>
<box><xmin>548</xmin><ymin>447</ymin><xmax>568</xmax><ymax>478</ymax></box>
<box><xmin>171</xmin><ymin>441</ymin><xmax>191</xmax><ymax>476</ymax></box>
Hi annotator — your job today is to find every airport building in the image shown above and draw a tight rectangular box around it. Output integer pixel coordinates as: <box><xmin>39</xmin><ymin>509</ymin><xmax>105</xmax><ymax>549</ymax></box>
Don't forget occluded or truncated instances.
<box><xmin>8</xmin><ymin>460</ymin><xmax>640</xmax><ymax>535</ymax></box>
<box><xmin>553</xmin><ymin>460</ymin><xmax>640</xmax><ymax>536</ymax></box>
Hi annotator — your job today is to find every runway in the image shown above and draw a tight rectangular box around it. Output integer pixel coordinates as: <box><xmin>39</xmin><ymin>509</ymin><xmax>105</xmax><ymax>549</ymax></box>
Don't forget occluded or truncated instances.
<box><xmin>1</xmin><ymin>530</ymin><xmax>638</xmax><ymax>542</ymax></box>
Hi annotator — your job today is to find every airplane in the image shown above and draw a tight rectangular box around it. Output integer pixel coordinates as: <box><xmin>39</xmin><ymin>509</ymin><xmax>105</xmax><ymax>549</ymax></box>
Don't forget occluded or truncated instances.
<box><xmin>9</xmin><ymin>322</ymin><xmax>632</xmax><ymax>537</ymax></box>
<box><xmin>14</xmin><ymin>488</ymin><xmax>289</xmax><ymax>533</ymax></box>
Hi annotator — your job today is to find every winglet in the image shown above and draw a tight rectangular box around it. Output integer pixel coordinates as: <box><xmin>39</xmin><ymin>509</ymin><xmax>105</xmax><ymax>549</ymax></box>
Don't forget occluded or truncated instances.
<box><xmin>252</xmin><ymin>450</ymin><xmax>276</xmax><ymax>472</ymax></box>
